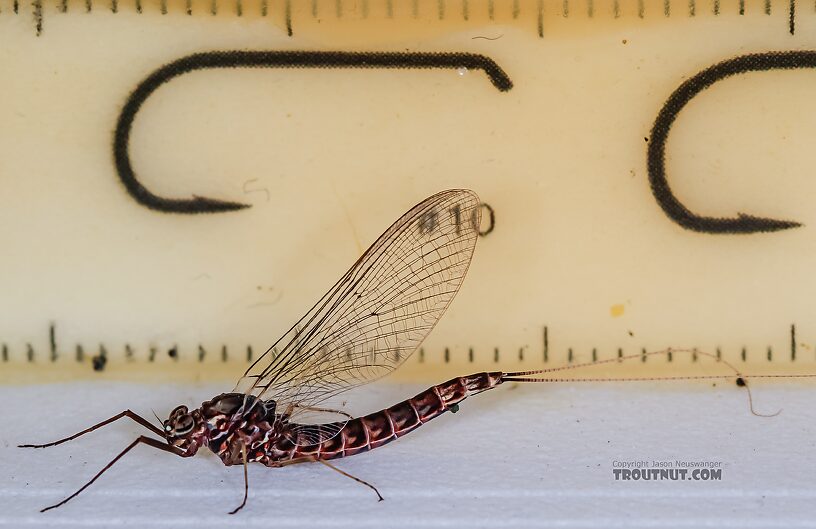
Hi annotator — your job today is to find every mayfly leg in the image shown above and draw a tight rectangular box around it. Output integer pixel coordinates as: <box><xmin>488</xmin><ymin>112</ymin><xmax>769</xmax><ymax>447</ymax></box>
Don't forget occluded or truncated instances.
<box><xmin>280</xmin><ymin>456</ymin><xmax>384</xmax><ymax>501</ymax></box>
<box><xmin>40</xmin><ymin>436</ymin><xmax>183</xmax><ymax>512</ymax></box>
<box><xmin>291</xmin><ymin>404</ymin><xmax>354</xmax><ymax>420</ymax></box>
<box><xmin>317</xmin><ymin>460</ymin><xmax>384</xmax><ymax>502</ymax></box>
<box><xmin>19</xmin><ymin>411</ymin><xmax>180</xmax><ymax>512</ymax></box>
<box><xmin>18</xmin><ymin>410</ymin><xmax>164</xmax><ymax>448</ymax></box>
<box><xmin>228</xmin><ymin>442</ymin><xmax>250</xmax><ymax>515</ymax></box>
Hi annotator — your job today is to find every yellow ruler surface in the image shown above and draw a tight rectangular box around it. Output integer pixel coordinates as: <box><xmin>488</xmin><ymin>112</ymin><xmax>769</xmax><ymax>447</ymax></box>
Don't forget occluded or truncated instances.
<box><xmin>1</xmin><ymin>0</ymin><xmax>815</xmax><ymax>383</ymax></box>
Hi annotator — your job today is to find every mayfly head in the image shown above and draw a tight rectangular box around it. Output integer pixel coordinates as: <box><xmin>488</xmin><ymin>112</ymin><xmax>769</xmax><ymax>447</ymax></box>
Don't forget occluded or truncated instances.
<box><xmin>162</xmin><ymin>405</ymin><xmax>206</xmax><ymax>455</ymax></box>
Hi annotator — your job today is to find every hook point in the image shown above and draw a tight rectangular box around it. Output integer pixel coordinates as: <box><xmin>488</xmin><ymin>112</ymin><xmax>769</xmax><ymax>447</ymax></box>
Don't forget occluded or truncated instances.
<box><xmin>736</xmin><ymin>213</ymin><xmax>802</xmax><ymax>233</ymax></box>
<box><xmin>188</xmin><ymin>196</ymin><xmax>252</xmax><ymax>213</ymax></box>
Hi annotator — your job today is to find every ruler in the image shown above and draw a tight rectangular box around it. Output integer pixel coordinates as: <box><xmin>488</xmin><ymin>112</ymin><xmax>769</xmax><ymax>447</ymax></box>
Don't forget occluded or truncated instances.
<box><xmin>2</xmin><ymin>0</ymin><xmax>815</xmax><ymax>383</ymax></box>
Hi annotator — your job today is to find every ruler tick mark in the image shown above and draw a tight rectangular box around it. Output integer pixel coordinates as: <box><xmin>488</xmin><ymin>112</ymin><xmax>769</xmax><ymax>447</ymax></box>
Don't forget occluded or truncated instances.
<box><xmin>537</xmin><ymin>0</ymin><xmax>543</xmax><ymax>37</ymax></box>
<box><xmin>112</xmin><ymin>0</ymin><xmax>118</xmax><ymax>13</ymax></box>
<box><xmin>790</xmin><ymin>0</ymin><xmax>796</xmax><ymax>34</ymax></box>
<box><xmin>221</xmin><ymin>345</ymin><xmax>228</xmax><ymax>362</ymax></box>
<box><xmin>543</xmin><ymin>325</ymin><xmax>548</xmax><ymax>362</ymax></box>
<box><xmin>1</xmin><ymin>344</ymin><xmax>7</xmax><ymax>362</ymax></box>
<box><xmin>49</xmin><ymin>322</ymin><xmax>56</xmax><ymax>362</ymax></box>
<box><xmin>285</xmin><ymin>0</ymin><xmax>292</xmax><ymax>36</ymax></box>
<box><xmin>494</xmin><ymin>347</ymin><xmax>499</xmax><ymax>363</ymax></box>
<box><xmin>76</xmin><ymin>344</ymin><xmax>84</xmax><ymax>363</ymax></box>
<box><xmin>247</xmin><ymin>345</ymin><xmax>253</xmax><ymax>362</ymax></box>
<box><xmin>791</xmin><ymin>323</ymin><xmax>797</xmax><ymax>361</ymax></box>
<box><xmin>92</xmin><ymin>346</ymin><xmax>107</xmax><ymax>372</ymax></box>
<box><xmin>688</xmin><ymin>0</ymin><xmax>695</xmax><ymax>16</ymax></box>
<box><xmin>186</xmin><ymin>0</ymin><xmax>192</xmax><ymax>15</ymax></box>
<box><xmin>198</xmin><ymin>345</ymin><xmax>206</xmax><ymax>362</ymax></box>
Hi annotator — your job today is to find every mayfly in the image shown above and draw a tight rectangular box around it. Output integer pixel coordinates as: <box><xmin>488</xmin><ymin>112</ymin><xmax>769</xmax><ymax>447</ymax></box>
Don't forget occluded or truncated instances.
<box><xmin>21</xmin><ymin>189</ymin><xmax>551</xmax><ymax>513</ymax></box>
<box><xmin>18</xmin><ymin>189</ymin><xmax>803</xmax><ymax>513</ymax></box>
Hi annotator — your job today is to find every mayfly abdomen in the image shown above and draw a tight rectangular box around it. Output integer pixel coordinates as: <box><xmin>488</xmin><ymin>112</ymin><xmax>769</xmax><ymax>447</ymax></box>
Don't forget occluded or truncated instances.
<box><xmin>291</xmin><ymin>372</ymin><xmax>504</xmax><ymax>461</ymax></box>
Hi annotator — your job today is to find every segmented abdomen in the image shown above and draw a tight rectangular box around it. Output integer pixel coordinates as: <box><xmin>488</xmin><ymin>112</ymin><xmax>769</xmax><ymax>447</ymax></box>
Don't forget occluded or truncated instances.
<box><xmin>291</xmin><ymin>372</ymin><xmax>504</xmax><ymax>461</ymax></box>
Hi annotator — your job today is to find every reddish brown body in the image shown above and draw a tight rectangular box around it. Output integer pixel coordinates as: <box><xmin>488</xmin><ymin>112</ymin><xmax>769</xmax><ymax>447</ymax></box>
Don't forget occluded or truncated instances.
<box><xmin>186</xmin><ymin>372</ymin><xmax>504</xmax><ymax>467</ymax></box>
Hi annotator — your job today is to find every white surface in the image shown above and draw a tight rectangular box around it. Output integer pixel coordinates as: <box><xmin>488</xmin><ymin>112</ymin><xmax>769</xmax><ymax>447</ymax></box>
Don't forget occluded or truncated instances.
<box><xmin>2</xmin><ymin>381</ymin><xmax>816</xmax><ymax>528</ymax></box>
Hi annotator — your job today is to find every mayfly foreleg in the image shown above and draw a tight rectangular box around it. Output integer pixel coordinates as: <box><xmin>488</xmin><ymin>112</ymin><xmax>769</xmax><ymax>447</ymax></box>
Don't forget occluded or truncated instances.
<box><xmin>41</xmin><ymin>435</ymin><xmax>183</xmax><ymax>513</ymax></box>
<box><xmin>19</xmin><ymin>410</ymin><xmax>164</xmax><ymax>448</ymax></box>
<box><xmin>228</xmin><ymin>442</ymin><xmax>250</xmax><ymax>515</ymax></box>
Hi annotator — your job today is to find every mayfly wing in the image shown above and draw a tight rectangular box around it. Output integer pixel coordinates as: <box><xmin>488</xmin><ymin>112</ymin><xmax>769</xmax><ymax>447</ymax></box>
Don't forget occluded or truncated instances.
<box><xmin>235</xmin><ymin>189</ymin><xmax>482</xmax><ymax>443</ymax></box>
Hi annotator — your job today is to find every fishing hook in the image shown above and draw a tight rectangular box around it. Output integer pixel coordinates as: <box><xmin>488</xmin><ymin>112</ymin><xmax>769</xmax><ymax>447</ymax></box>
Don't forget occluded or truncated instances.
<box><xmin>113</xmin><ymin>50</ymin><xmax>513</xmax><ymax>214</ymax></box>
<box><xmin>647</xmin><ymin>51</ymin><xmax>815</xmax><ymax>234</ymax></box>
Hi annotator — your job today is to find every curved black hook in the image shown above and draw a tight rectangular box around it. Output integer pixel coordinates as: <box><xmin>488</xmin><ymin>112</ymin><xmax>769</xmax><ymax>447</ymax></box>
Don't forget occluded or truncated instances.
<box><xmin>114</xmin><ymin>50</ymin><xmax>513</xmax><ymax>214</ymax></box>
<box><xmin>647</xmin><ymin>51</ymin><xmax>812</xmax><ymax>234</ymax></box>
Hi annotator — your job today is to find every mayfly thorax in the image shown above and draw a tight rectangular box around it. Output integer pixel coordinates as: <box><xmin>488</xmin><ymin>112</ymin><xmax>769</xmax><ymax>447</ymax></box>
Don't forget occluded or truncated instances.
<box><xmin>19</xmin><ymin>189</ymin><xmax>792</xmax><ymax>514</ymax></box>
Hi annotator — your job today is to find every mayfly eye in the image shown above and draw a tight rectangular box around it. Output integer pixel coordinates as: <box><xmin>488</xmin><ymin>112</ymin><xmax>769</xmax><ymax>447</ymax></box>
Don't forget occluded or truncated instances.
<box><xmin>174</xmin><ymin>415</ymin><xmax>194</xmax><ymax>435</ymax></box>
<box><xmin>170</xmin><ymin>405</ymin><xmax>188</xmax><ymax>418</ymax></box>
